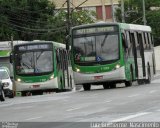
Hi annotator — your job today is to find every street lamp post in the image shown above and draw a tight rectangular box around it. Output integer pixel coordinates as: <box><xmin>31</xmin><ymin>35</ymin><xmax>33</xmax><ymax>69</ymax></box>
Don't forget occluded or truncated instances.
<box><xmin>101</xmin><ymin>0</ymin><xmax>106</xmax><ymax>21</ymax></box>
<box><xmin>142</xmin><ymin>0</ymin><xmax>147</xmax><ymax>25</ymax></box>
<box><xmin>110</xmin><ymin>0</ymin><xmax>115</xmax><ymax>22</ymax></box>
<box><xmin>67</xmin><ymin>0</ymin><xmax>71</xmax><ymax>48</ymax></box>
<box><xmin>121</xmin><ymin>0</ymin><xmax>125</xmax><ymax>23</ymax></box>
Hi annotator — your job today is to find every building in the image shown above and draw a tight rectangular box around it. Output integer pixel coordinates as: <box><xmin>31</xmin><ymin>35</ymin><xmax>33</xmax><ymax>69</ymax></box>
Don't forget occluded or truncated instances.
<box><xmin>50</xmin><ymin>0</ymin><xmax>120</xmax><ymax>22</ymax></box>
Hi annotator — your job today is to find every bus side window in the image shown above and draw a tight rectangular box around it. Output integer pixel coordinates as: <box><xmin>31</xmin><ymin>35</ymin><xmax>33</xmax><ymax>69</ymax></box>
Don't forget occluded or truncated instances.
<box><xmin>125</xmin><ymin>31</ymin><xmax>131</xmax><ymax>48</ymax></box>
<box><xmin>137</xmin><ymin>32</ymin><xmax>144</xmax><ymax>57</ymax></box>
<box><xmin>59</xmin><ymin>49</ymin><xmax>63</xmax><ymax>70</ymax></box>
<box><xmin>134</xmin><ymin>32</ymin><xmax>141</xmax><ymax>58</ymax></box>
<box><xmin>130</xmin><ymin>32</ymin><xmax>136</xmax><ymax>56</ymax></box>
<box><xmin>62</xmin><ymin>50</ymin><xmax>67</xmax><ymax>70</ymax></box>
<box><xmin>122</xmin><ymin>33</ymin><xmax>128</xmax><ymax>49</ymax></box>
<box><xmin>142</xmin><ymin>33</ymin><xmax>147</xmax><ymax>50</ymax></box>
<box><xmin>145</xmin><ymin>33</ymin><xmax>149</xmax><ymax>49</ymax></box>
<box><xmin>127</xmin><ymin>31</ymin><xmax>134</xmax><ymax>57</ymax></box>
<box><xmin>56</xmin><ymin>49</ymin><xmax>60</xmax><ymax>70</ymax></box>
<box><xmin>148</xmin><ymin>33</ymin><xmax>152</xmax><ymax>49</ymax></box>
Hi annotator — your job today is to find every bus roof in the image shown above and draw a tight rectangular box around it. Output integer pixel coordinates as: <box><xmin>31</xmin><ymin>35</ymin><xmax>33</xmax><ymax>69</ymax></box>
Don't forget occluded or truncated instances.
<box><xmin>72</xmin><ymin>22</ymin><xmax>118</xmax><ymax>30</ymax></box>
<box><xmin>14</xmin><ymin>41</ymin><xmax>66</xmax><ymax>49</ymax></box>
<box><xmin>72</xmin><ymin>22</ymin><xmax>151</xmax><ymax>32</ymax></box>
<box><xmin>119</xmin><ymin>23</ymin><xmax>151</xmax><ymax>32</ymax></box>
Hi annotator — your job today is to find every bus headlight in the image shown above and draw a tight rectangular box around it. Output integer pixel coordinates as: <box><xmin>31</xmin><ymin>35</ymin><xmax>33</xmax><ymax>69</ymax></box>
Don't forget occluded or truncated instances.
<box><xmin>50</xmin><ymin>75</ymin><xmax>54</xmax><ymax>80</ymax></box>
<box><xmin>75</xmin><ymin>68</ymin><xmax>80</xmax><ymax>72</ymax></box>
<box><xmin>17</xmin><ymin>78</ymin><xmax>21</xmax><ymax>82</ymax></box>
<box><xmin>115</xmin><ymin>64</ymin><xmax>121</xmax><ymax>69</ymax></box>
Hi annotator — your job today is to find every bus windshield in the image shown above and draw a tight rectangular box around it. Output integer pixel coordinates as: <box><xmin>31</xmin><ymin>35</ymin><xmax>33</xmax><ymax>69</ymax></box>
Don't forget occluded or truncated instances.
<box><xmin>15</xmin><ymin>50</ymin><xmax>53</xmax><ymax>75</ymax></box>
<box><xmin>0</xmin><ymin>70</ymin><xmax>9</xmax><ymax>79</ymax></box>
<box><xmin>73</xmin><ymin>32</ymin><xmax>119</xmax><ymax>65</ymax></box>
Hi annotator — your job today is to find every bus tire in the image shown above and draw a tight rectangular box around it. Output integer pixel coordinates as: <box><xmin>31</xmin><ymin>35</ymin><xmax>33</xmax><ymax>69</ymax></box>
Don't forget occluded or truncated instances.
<box><xmin>146</xmin><ymin>65</ymin><xmax>151</xmax><ymax>84</ymax></box>
<box><xmin>83</xmin><ymin>84</ymin><xmax>91</xmax><ymax>91</ymax></box>
<box><xmin>60</xmin><ymin>77</ymin><xmax>64</xmax><ymax>89</ymax></box>
<box><xmin>103</xmin><ymin>83</ymin><xmax>109</xmax><ymax>89</ymax></box>
<box><xmin>0</xmin><ymin>88</ymin><xmax>5</xmax><ymax>102</ymax></box>
<box><xmin>137</xmin><ymin>80</ymin><xmax>144</xmax><ymax>85</ymax></box>
<box><xmin>70</xmin><ymin>75</ymin><xmax>72</xmax><ymax>89</ymax></box>
<box><xmin>125</xmin><ymin>67</ymin><xmax>133</xmax><ymax>87</ymax></box>
<box><xmin>8</xmin><ymin>91</ymin><xmax>14</xmax><ymax>98</ymax></box>
<box><xmin>110</xmin><ymin>83</ymin><xmax>116</xmax><ymax>89</ymax></box>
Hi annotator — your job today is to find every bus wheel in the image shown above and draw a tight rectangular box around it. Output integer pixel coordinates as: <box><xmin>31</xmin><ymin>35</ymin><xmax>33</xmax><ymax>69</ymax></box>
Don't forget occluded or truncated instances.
<box><xmin>110</xmin><ymin>83</ymin><xmax>116</xmax><ymax>89</ymax></box>
<box><xmin>0</xmin><ymin>89</ymin><xmax>5</xmax><ymax>102</ymax></box>
<box><xmin>70</xmin><ymin>75</ymin><xmax>72</xmax><ymax>89</ymax></box>
<box><xmin>103</xmin><ymin>83</ymin><xmax>109</xmax><ymax>89</ymax></box>
<box><xmin>125</xmin><ymin>69</ymin><xmax>133</xmax><ymax>87</ymax></box>
<box><xmin>83</xmin><ymin>84</ymin><xmax>91</xmax><ymax>91</ymax></box>
<box><xmin>137</xmin><ymin>80</ymin><xmax>145</xmax><ymax>85</ymax></box>
<box><xmin>8</xmin><ymin>91</ymin><xmax>14</xmax><ymax>98</ymax></box>
<box><xmin>146</xmin><ymin>65</ymin><xmax>151</xmax><ymax>84</ymax></box>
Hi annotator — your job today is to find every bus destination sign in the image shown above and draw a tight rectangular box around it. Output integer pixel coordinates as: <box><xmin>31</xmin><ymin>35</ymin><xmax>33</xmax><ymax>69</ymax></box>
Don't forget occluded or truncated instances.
<box><xmin>74</xmin><ymin>26</ymin><xmax>118</xmax><ymax>35</ymax></box>
<box><xmin>18</xmin><ymin>44</ymin><xmax>52</xmax><ymax>51</ymax></box>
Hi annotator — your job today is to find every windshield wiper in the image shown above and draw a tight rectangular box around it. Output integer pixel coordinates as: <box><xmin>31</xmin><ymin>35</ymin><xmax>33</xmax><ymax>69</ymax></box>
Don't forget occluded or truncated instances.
<box><xmin>21</xmin><ymin>61</ymin><xmax>32</xmax><ymax>69</ymax></box>
<box><xmin>36</xmin><ymin>51</ymin><xmax>44</xmax><ymax>61</ymax></box>
<box><xmin>101</xmin><ymin>34</ymin><xmax>108</xmax><ymax>47</ymax></box>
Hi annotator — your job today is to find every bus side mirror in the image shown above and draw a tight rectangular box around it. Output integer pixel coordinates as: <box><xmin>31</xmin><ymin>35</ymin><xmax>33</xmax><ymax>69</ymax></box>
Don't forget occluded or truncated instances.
<box><xmin>10</xmin><ymin>52</ymin><xmax>13</xmax><ymax>63</ymax></box>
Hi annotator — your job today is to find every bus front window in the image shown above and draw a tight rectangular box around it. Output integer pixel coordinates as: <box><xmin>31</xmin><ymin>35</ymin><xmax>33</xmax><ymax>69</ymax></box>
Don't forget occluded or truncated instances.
<box><xmin>16</xmin><ymin>51</ymin><xmax>53</xmax><ymax>75</ymax></box>
<box><xmin>73</xmin><ymin>33</ymin><xmax>119</xmax><ymax>65</ymax></box>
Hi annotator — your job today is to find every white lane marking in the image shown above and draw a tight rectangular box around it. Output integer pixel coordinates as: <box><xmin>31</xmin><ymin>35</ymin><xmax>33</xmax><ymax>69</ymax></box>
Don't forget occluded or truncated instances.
<box><xmin>0</xmin><ymin>96</ymin><xmax>69</xmax><ymax>108</ymax></box>
<box><xmin>104</xmin><ymin>100</ymin><xmax>112</xmax><ymax>103</ymax></box>
<box><xmin>128</xmin><ymin>94</ymin><xmax>140</xmax><ymax>98</ymax></box>
<box><xmin>66</xmin><ymin>103</ymin><xmax>91</xmax><ymax>112</ymax></box>
<box><xmin>13</xmin><ymin>106</ymin><xmax>33</xmax><ymax>110</ymax></box>
<box><xmin>110</xmin><ymin>112</ymin><xmax>149</xmax><ymax>122</ymax></box>
<box><xmin>25</xmin><ymin>116</ymin><xmax>42</xmax><ymax>121</ymax></box>
<box><xmin>66</xmin><ymin>107</ymin><xmax>82</xmax><ymax>112</ymax></box>
<box><xmin>149</xmin><ymin>90</ymin><xmax>157</xmax><ymax>94</ymax></box>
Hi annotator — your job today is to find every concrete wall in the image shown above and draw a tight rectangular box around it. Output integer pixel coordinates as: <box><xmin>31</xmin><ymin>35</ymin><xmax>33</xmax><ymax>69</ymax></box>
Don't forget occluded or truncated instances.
<box><xmin>154</xmin><ymin>46</ymin><xmax>160</xmax><ymax>71</ymax></box>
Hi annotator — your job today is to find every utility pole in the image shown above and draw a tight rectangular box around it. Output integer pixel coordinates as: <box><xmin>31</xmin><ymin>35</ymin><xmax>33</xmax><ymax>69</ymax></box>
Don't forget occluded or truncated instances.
<box><xmin>66</xmin><ymin>0</ymin><xmax>70</xmax><ymax>50</ymax></box>
<box><xmin>121</xmin><ymin>0</ymin><xmax>125</xmax><ymax>23</ymax></box>
<box><xmin>142</xmin><ymin>0</ymin><xmax>147</xmax><ymax>25</ymax></box>
<box><xmin>110</xmin><ymin>0</ymin><xmax>115</xmax><ymax>22</ymax></box>
<box><xmin>66</xmin><ymin>0</ymin><xmax>71</xmax><ymax>89</ymax></box>
<box><xmin>101</xmin><ymin>0</ymin><xmax>106</xmax><ymax>21</ymax></box>
<box><xmin>11</xmin><ymin>34</ymin><xmax>13</xmax><ymax>51</ymax></box>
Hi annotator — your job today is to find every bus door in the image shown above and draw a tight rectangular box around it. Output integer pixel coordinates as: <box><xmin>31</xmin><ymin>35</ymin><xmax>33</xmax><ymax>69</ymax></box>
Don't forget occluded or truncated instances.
<box><xmin>136</xmin><ymin>32</ymin><xmax>146</xmax><ymax>79</ymax></box>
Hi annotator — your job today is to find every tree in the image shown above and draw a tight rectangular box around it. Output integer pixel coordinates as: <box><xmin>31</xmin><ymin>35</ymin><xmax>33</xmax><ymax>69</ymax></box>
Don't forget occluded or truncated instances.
<box><xmin>115</xmin><ymin>0</ymin><xmax>160</xmax><ymax>46</ymax></box>
<box><xmin>0</xmin><ymin>0</ymin><xmax>96</xmax><ymax>43</ymax></box>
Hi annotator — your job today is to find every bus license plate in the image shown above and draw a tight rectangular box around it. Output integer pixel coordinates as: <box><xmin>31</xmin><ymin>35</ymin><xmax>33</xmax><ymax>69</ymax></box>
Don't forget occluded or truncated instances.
<box><xmin>94</xmin><ymin>76</ymin><xmax>103</xmax><ymax>80</ymax></box>
<box><xmin>32</xmin><ymin>85</ymin><xmax>40</xmax><ymax>88</ymax></box>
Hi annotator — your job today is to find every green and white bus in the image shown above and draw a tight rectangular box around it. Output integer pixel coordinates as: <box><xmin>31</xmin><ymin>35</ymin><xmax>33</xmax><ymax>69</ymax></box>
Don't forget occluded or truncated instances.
<box><xmin>11</xmin><ymin>41</ymin><xmax>72</xmax><ymax>96</ymax></box>
<box><xmin>71</xmin><ymin>22</ymin><xmax>155</xmax><ymax>91</ymax></box>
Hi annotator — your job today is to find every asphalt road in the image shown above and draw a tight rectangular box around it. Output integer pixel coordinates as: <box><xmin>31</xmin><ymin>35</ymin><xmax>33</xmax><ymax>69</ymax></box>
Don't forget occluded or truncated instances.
<box><xmin>0</xmin><ymin>75</ymin><xmax>160</xmax><ymax>128</ymax></box>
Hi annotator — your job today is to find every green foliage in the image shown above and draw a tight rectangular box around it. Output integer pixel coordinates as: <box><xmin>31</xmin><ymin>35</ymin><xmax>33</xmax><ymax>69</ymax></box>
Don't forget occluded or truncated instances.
<box><xmin>0</xmin><ymin>0</ymin><xmax>95</xmax><ymax>43</ymax></box>
<box><xmin>115</xmin><ymin>0</ymin><xmax>160</xmax><ymax>46</ymax></box>
<box><xmin>71</xmin><ymin>10</ymin><xmax>96</xmax><ymax>26</ymax></box>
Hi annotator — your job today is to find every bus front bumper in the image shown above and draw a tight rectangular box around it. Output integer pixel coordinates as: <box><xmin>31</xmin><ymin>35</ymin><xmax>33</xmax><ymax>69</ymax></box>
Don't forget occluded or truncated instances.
<box><xmin>15</xmin><ymin>78</ymin><xmax>58</xmax><ymax>92</ymax></box>
<box><xmin>73</xmin><ymin>66</ymin><xmax>126</xmax><ymax>85</ymax></box>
